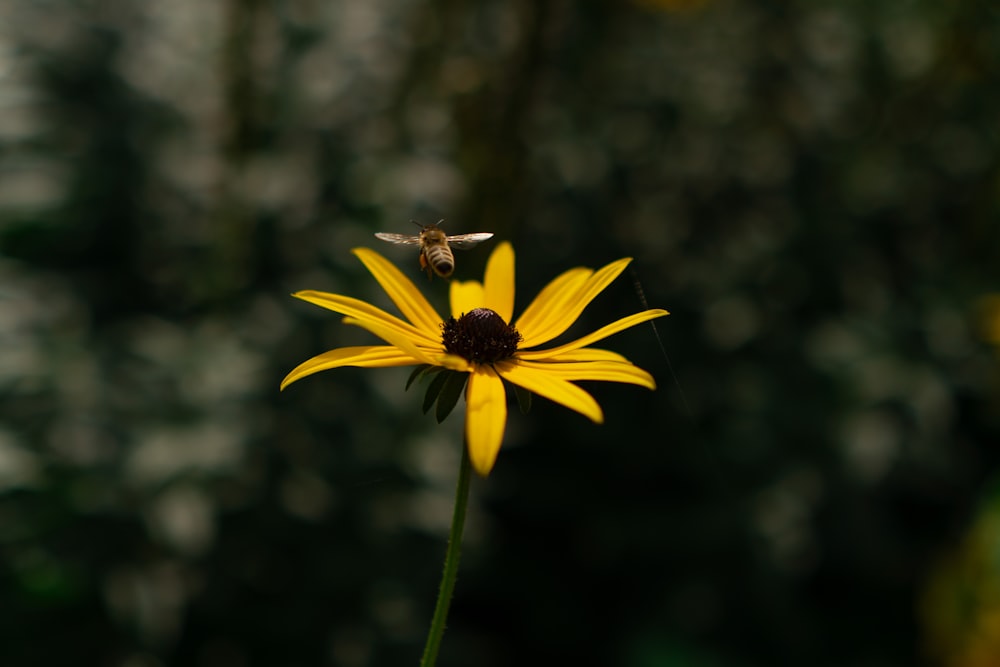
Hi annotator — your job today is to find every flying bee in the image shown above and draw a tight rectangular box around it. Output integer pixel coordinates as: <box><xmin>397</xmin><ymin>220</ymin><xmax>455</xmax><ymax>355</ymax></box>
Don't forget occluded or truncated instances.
<box><xmin>374</xmin><ymin>220</ymin><xmax>494</xmax><ymax>279</ymax></box>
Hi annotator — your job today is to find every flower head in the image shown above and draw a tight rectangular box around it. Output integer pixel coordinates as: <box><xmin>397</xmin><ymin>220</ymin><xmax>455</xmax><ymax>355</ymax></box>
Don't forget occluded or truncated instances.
<box><xmin>281</xmin><ymin>242</ymin><xmax>668</xmax><ymax>476</ymax></box>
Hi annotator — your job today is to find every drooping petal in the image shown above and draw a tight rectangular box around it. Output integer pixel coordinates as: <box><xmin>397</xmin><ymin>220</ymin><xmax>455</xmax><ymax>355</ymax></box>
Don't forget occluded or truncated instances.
<box><xmin>517</xmin><ymin>309</ymin><xmax>669</xmax><ymax>361</ymax></box>
<box><xmin>465</xmin><ymin>365</ymin><xmax>507</xmax><ymax>476</ymax></box>
<box><xmin>494</xmin><ymin>360</ymin><xmax>604</xmax><ymax>423</ymax></box>
<box><xmin>512</xmin><ymin>359</ymin><xmax>656</xmax><ymax>389</ymax></box>
<box><xmin>352</xmin><ymin>248</ymin><xmax>443</xmax><ymax>338</ymax></box>
<box><xmin>281</xmin><ymin>346</ymin><xmax>419</xmax><ymax>390</ymax></box>
<box><xmin>519</xmin><ymin>258</ymin><xmax>634</xmax><ymax>348</ymax></box>
<box><xmin>450</xmin><ymin>280</ymin><xmax>484</xmax><ymax>319</ymax></box>
<box><xmin>342</xmin><ymin>316</ymin><xmax>442</xmax><ymax>366</ymax></box>
<box><xmin>515</xmin><ymin>268</ymin><xmax>593</xmax><ymax>347</ymax></box>
<box><xmin>483</xmin><ymin>242</ymin><xmax>515</xmax><ymax>323</ymax></box>
<box><xmin>293</xmin><ymin>291</ymin><xmax>440</xmax><ymax>347</ymax></box>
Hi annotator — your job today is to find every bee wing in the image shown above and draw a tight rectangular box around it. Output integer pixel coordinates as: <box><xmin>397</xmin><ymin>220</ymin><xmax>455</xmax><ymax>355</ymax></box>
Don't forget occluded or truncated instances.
<box><xmin>445</xmin><ymin>233</ymin><xmax>495</xmax><ymax>250</ymax></box>
<box><xmin>374</xmin><ymin>233</ymin><xmax>423</xmax><ymax>245</ymax></box>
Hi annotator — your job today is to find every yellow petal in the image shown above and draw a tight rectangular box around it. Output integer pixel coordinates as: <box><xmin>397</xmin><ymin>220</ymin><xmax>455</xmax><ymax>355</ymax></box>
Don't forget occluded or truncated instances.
<box><xmin>281</xmin><ymin>346</ymin><xmax>419</xmax><ymax>390</ymax></box>
<box><xmin>513</xmin><ymin>359</ymin><xmax>656</xmax><ymax>389</ymax></box>
<box><xmin>519</xmin><ymin>257</ymin><xmax>634</xmax><ymax>348</ymax></box>
<box><xmin>352</xmin><ymin>247</ymin><xmax>443</xmax><ymax>338</ymax></box>
<box><xmin>483</xmin><ymin>242</ymin><xmax>515</xmax><ymax>323</ymax></box>
<box><xmin>293</xmin><ymin>291</ymin><xmax>440</xmax><ymax>347</ymax></box>
<box><xmin>515</xmin><ymin>268</ymin><xmax>593</xmax><ymax>347</ymax></box>
<box><xmin>537</xmin><ymin>348</ymin><xmax>631</xmax><ymax>363</ymax></box>
<box><xmin>465</xmin><ymin>365</ymin><xmax>507</xmax><ymax>476</ymax></box>
<box><xmin>440</xmin><ymin>353</ymin><xmax>472</xmax><ymax>372</ymax></box>
<box><xmin>517</xmin><ymin>309</ymin><xmax>669</xmax><ymax>361</ymax></box>
<box><xmin>450</xmin><ymin>280</ymin><xmax>484</xmax><ymax>319</ymax></box>
<box><xmin>342</xmin><ymin>316</ymin><xmax>442</xmax><ymax>366</ymax></box>
<box><xmin>494</xmin><ymin>360</ymin><xmax>604</xmax><ymax>423</ymax></box>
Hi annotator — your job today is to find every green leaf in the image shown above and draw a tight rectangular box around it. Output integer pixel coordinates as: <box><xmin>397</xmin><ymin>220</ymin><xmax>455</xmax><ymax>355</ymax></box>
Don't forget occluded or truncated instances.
<box><xmin>406</xmin><ymin>364</ymin><xmax>442</xmax><ymax>391</ymax></box>
<box><xmin>422</xmin><ymin>370</ymin><xmax>450</xmax><ymax>414</ymax></box>
<box><xmin>513</xmin><ymin>383</ymin><xmax>532</xmax><ymax>414</ymax></box>
<box><xmin>435</xmin><ymin>372</ymin><xmax>469</xmax><ymax>423</ymax></box>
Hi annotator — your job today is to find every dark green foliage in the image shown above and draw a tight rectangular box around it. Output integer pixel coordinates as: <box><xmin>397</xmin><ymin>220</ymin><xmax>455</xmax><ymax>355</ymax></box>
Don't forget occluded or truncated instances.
<box><xmin>2</xmin><ymin>1</ymin><xmax>999</xmax><ymax>666</ymax></box>
<box><xmin>406</xmin><ymin>364</ymin><xmax>441</xmax><ymax>391</ymax></box>
<box><xmin>418</xmin><ymin>368</ymin><xmax>468</xmax><ymax>424</ymax></box>
<box><xmin>434</xmin><ymin>371</ymin><xmax>469</xmax><ymax>424</ymax></box>
<box><xmin>422</xmin><ymin>369</ymin><xmax>451</xmax><ymax>415</ymax></box>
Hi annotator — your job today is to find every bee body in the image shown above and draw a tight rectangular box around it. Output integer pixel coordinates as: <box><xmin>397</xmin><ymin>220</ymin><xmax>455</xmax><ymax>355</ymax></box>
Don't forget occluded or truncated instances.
<box><xmin>419</xmin><ymin>228</ymin><xmax>456</xmax><ymax>277</ymax></box>
<box><xmin>375</xmin><ymin>221</ymin><xmax>493</xmax><ymax>278</ymax></box>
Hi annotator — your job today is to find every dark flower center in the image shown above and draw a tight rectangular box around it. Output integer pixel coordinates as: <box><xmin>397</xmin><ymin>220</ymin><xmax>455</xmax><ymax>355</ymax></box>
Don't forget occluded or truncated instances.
<box><xmin>441</xmin><ymin>308</ymin><xmax>522</xmax><ymax>364</ymax></box>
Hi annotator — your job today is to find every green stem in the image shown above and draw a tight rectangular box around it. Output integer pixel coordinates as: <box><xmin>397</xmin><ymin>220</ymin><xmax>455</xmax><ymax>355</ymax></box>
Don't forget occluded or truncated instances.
<box><xmin>420</xmin><ymin>443</ymin><xmax>472</xmax><ymax>667</ymax></box>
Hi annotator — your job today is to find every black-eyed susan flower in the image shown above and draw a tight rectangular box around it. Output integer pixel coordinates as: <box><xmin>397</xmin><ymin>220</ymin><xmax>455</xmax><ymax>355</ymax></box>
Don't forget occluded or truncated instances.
<box><xmin>281</xmin><ymin>241</ymin><xmax>668</xmax><ymax>476</ymax></box>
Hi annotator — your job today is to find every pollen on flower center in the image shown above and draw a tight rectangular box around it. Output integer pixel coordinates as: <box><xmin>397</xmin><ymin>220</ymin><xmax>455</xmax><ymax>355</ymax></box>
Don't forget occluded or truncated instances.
<box><xmin>441</xmin><ymin>308</ymin><xmax>522</xmax><ymax>364</ymax></box>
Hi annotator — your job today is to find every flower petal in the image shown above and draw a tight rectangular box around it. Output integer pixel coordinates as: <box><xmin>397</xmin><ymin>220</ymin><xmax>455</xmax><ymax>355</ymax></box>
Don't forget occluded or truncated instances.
<box><xmin>517</xmin><ymin>309</ymin><xmax>669</xmax><ymax>361</ymax></box>
<box><xmin>450</xmin><ymin>280</ymin><xmax>484</xmax><ymax>319</ymax></box>
<box><xmin>483</xmin><ymin>242</ymin><xmax>515</xmax><ymax>323</ymax></box>
<box><xmin>465</xmin><ymin>365</ymin><xmax>507</xmax><ymax>476</ymax></box>
<box><xmin>515</xmin><ymin>268</ymin><xmax>593</xmax><ymax>347</ymax></box>
<box><xmin>352</xmin><ymin>247</ymin><xmax>443</xmax><ymax>338</ymax></box>
<box><xmin>512</xmin><ymin>359</ymin><xmax>656</xmax><ymax>389</ymax></box>
<box><xmin>536</xmin><ymin>348</ymin><xmax>631</xmax><ymax>363</ymax></box>
<box><xmin>293</xmin><ymin>290</ymin><xmax>440</xmax><ymax>347</ymax></box>
<box><xmin>519</xmin><ymin>258</ymin><xmax>634</xmax><ymax>348</ymax></box>
<box><xmin>342</xmin><ymin>316</ymin><xmax>442</xmax><ymax>366</ymax></box>
<box><xmin>281</xmin><ymin>346</ymin><xmax>419</xmax><ymax>390</ymax></box>
<box><xmin>440</xmin><ymin>353</ymin><xmax>472</xmax><ymax>372</ymax></box>
<box><xmin>494</xmin><ymin>360</ymin><xmax>604</xmax><ymax>423</ymax></box>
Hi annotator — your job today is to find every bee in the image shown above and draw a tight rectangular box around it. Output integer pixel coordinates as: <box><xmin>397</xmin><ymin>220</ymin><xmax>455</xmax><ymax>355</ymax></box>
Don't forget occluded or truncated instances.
<box><xmin>375</xmin><ymin>220</ymin><xmax>494</xmax><ymax>279</ymax></box>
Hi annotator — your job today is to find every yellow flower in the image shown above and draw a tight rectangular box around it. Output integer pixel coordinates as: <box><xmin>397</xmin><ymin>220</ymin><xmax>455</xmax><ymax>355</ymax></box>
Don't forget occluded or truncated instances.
<box><xmin>281</xmin><ymin>242</ymin><xmax>668</xmax><ymax>476</ymax></box>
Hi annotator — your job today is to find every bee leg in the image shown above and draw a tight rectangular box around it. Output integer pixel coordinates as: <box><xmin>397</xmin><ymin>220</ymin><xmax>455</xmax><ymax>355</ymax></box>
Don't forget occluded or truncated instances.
<box><xmin>419</xmin><ymin>252</ymin><xmax>433</xmax><ymax>279</ymax></box>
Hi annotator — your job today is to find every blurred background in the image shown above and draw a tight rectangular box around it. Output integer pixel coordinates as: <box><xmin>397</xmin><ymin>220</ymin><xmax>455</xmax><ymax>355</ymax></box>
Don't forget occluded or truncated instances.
<box><xmin>2</xmin><ymin>0</ymin><xmax>999</xmax><ymax>665</ymax></box>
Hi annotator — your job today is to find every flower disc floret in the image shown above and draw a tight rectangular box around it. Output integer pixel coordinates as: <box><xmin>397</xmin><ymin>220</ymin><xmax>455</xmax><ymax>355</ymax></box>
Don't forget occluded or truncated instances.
<box><xmin>442</xmin><ymin>308</ymin><xmax>522</xmax><ymax>364</ymax></box>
